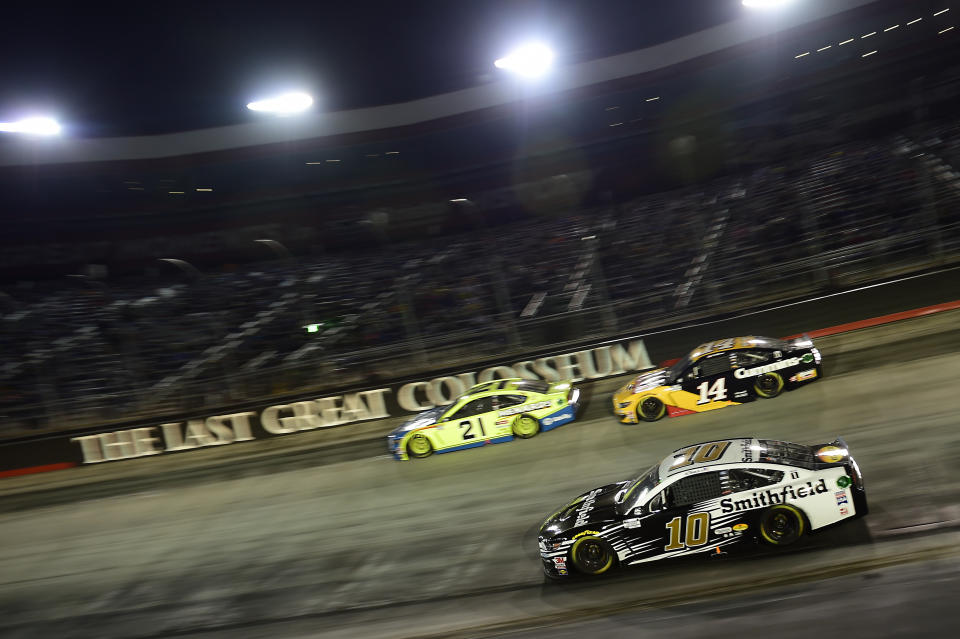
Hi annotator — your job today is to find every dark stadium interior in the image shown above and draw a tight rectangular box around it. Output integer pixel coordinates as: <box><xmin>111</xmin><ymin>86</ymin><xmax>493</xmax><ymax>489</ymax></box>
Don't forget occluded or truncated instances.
<box><xmin>2</xmin><ymin>1</ymin><xmax>960</xmax><ymax>637</ymax></box>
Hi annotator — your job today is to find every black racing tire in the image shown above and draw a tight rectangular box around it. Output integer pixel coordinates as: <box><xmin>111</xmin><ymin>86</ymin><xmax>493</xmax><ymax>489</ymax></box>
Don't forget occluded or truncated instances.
<box><xmin>406</xmin><ymin>433</ymin><xmax>434</xmax><ymax>459</ymax></box>
<box><xmin>636</xmin><ymin>396</ymin><xmax>666</xmax><ymax>422</ymax></box>
<box><xmin>570</xmin><ymin>536</ymin><xmax>616</xmax><ymax>576</ymax></box>
<box><xmin>759</xmin><ymin>504</ymin><xmax>806</xmax><ymax>546</ymax></box>
<box><xmin>512</xmin><ymin>414</ymin><xmax>540</xmax><ymax>439</ymax></box>
<box><xmin>754</xmin><ymin>372</ymin><xmax>785</xmax><ymax>398</ymax></box>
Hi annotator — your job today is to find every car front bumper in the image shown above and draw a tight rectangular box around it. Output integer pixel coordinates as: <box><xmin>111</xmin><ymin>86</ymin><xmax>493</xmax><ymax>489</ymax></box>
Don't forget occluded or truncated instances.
<box><xmin>386</xmin><ymin>434</ymin><xmax>409</xmax><ymax>461</ymax></box>
<box><xmin>611</xmin><ymin>392</ymin><xmax>638</xmax><ymax>424</ymax></box>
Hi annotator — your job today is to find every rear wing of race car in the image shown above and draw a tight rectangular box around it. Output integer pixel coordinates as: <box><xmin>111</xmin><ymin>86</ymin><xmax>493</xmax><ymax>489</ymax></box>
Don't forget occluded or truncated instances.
<box><xmin>834</xmin><ymin>436</ymin><xmax>865</xmax><ymax>491</ymax></box>
<box><xmin>830</xmin><ymin>436</ymin><xmax>868</xmax><ymax>515</ymax></box>
<box><xmin>809</xmin><ymin>436</ymin><xmax>865</xmax><ymax>491</ymax></box>
<box><xmin>548</xmin><ymin>380</ymin><xmax>581</xmax><ymax>410</ymax></box>
<box><xmin>789</xmin><ymin>333</ymin><xmax>822</xmax><ymax>367</ymax></box>
<box><xmin>789</xmin><ymin>333</ymin><xmax>816</xmax><ymax>349</ymax></box>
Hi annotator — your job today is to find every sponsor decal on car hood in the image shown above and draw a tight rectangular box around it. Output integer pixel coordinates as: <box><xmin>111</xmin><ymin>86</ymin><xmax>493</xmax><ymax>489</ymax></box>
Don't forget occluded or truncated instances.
<box><xmin>541</xmin><ymin>481</ymin><xmax>628</xmax><ymax>535</ymax></box>
<box><xmin>627</xmin><ymin>369</ymin><xmax>667</xmax><ymax>393</ymax></box>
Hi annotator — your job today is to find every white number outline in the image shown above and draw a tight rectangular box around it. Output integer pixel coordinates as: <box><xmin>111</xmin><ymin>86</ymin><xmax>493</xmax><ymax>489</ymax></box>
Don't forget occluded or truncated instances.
<box><xmin>696</xmin><ymin>378</ymin><xmax>728</xmax><ymax>405</ymax></box>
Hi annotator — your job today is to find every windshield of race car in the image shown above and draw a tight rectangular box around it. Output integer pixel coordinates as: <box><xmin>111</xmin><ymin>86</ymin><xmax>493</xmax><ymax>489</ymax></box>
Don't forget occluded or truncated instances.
<box><xmin>619</xmin><ymin>463</ymin><xmax>661</xmax><ymax>511</ymax></box>
<box><xmin>403</xmin><ymin>405</ymin><xmax>446</xmax><ymax>428</ymax></box>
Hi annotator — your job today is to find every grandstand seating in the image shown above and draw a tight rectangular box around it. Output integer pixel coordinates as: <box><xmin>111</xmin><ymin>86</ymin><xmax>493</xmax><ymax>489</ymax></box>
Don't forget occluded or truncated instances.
<box><xmin>3</xmin><ymin>117</ymin><xmax>960</xmax><ymax>435</ymax></box>
<box><xmin>5</xmin><ymin>0</ymin><xmax>960</xmax><ymax>436</ymax></box>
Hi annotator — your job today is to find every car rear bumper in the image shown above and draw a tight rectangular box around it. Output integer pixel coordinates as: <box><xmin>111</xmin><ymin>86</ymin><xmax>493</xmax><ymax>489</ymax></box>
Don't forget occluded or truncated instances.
<box><xmin>837</xmin><ymin>436</ymin><xmax>868</xmax><ymax>516</ymax></box>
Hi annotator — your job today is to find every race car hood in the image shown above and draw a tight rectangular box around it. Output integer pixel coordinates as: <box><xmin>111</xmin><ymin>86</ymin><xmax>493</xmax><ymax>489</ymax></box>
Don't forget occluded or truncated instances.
<box><xmin>388</xmin><ymin>406</ymin><xmax>446</xmax><ymax>438</ymax></box>
<box><xmin>624</xmin><ymin>368</ymin><xmax>668</xmax><ymax>393</ymax></box>
<box><xmin>540</xmin><ymin>481</ymin><xmax>630</xmax><ymax>537</ymax></box>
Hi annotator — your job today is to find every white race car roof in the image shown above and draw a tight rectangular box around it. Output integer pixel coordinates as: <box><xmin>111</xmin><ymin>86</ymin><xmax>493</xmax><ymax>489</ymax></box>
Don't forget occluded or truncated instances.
<box><xmin>659</xmin><ymin>437</ymin><xmax>826</xmax><ymax>478</ymax></box>
<box><xmin>659</xmin><ymin>438</ymin><xmax>759</xmax><ymax>478</ymax></box>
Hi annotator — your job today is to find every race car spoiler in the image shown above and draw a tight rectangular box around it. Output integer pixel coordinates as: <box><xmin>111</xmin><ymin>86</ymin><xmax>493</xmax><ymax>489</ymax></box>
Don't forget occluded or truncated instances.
<box><xmin>835</xmin><ymin>436</ymin><xmax>865</xmax><ymax>491</ymax></box>
<box><xmin>809</xmin><ymin>436</ymin><xmax>865</xmax><ymax>489</ymax></box>
<box><xmin>789</xmin><ymin>333</ymin><xmax>816</xmax><ymax>348</ymax></box>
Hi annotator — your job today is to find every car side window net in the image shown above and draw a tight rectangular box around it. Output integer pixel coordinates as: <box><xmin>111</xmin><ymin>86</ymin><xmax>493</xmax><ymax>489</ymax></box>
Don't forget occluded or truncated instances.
<box><xmin>699</xmin><ymin>355</ymin><xmax>731</xmax><ymax>377</ymax></box>
<box><xmin>666</xmin><ymin>472</ymin><xmax>722</xmax><ymax>507</ymax></box>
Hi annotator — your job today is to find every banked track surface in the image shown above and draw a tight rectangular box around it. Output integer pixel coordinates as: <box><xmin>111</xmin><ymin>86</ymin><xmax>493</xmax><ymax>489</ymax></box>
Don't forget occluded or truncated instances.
<box><xmin>1</xmin><ymin>313</ymin><xmax>959</xmax><ymax>638</ymax></box>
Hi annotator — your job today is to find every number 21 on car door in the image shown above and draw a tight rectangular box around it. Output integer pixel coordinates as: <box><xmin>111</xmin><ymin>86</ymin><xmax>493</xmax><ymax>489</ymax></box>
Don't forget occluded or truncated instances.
<box><xmin>452</xmin><ymin>397</ymin><xmax>495</xmax><ymax>444</ymax></box>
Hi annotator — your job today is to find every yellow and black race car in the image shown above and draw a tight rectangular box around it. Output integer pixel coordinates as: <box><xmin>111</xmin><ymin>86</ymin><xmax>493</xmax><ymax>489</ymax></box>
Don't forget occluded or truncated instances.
<box><xmin>612</xmin><ymin>336</ymin><xmax>821</xmax><ymax>423</ymax></box>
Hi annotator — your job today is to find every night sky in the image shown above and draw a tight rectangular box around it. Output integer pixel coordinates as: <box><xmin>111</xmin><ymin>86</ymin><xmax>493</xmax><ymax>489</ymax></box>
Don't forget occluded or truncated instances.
<box><xmin>0</xmin><ymin>1</ymin><xmax>745</xmax><ymax>137</ymax></box>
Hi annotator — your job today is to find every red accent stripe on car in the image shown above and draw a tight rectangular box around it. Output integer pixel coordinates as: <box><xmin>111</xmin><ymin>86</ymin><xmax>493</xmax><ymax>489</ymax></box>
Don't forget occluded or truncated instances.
<box><xmin>666</xmin><ymin>405</ymin><xmax>697</xmax><ymax>418</ymax></box>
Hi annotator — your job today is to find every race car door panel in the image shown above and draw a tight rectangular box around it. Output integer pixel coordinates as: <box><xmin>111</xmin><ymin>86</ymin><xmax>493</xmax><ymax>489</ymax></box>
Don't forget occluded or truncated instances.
<box><xmin>657</xmin><ymin>471</ymin><xmax>723</xmax><ymax>557</ymax></box>
<box><xmin>730</xmin><ymin>349</ymin><xmax>775</xmax><ymax>398</ymax></box>
<box><xmin>623</xmin><ymin>471</ymin><xmax>722</xmax><ymax>563</ymax></box>
<box><xmin>441</xmin><ymin>397</ymin><xmax>494</xmax><ymax>447</ymax></box>
<box><xmin>489</xmin><ymin>393</ymin><xmax>528</xmax><ymax>437</ymax></box>
<box><xmin>621</xmin><ymin>491</ymin><xmax>677</xmax><ymax>563</ymax></box>
<box><xmin>676</xmin><ymin>353</ymin><xmax>737</xmax><ymax>411</ymax></box>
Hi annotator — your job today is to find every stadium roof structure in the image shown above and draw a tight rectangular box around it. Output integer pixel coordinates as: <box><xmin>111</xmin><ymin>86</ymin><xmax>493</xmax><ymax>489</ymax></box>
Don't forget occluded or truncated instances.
<box><xmin>0</xmin><ymin>0</ymin><xmax>882</xmax><ymax>166</ymax></box>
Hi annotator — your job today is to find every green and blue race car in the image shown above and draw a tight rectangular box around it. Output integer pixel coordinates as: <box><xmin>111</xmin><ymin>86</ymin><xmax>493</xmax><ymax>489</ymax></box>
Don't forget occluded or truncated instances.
<box><xmin>387</xmin><ymin>378</ymin><xmax>581</xmax><ymax>460</ymax></box>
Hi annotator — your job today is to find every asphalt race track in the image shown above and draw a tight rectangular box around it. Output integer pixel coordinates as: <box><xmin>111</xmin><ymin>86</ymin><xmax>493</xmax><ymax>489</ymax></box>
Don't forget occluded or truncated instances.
<box><xmin>1</xmin><ymin>312</ymin><xmax>960</xmax><ymax>638</ymax></box>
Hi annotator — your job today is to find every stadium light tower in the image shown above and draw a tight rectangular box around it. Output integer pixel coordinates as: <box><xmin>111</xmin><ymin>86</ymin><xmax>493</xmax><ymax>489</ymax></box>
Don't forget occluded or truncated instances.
<box><xmin>742</xmin><ymin>0</ymin><xmax>794</xmax><ymax>8</ymax></box>
<box><xmin>494</xmin><ymin>42</ymin><xmax>555</xmax><ymax>78</ymax></box>
<box><xmin>0</xmin><ymin>116</ymin><xmax>61</xmax><ymax>136</ymax></box>
<box><xmin>246</xmin><ymin>91</ymin><xmax>314</xmax><ymax>114</ymax></box>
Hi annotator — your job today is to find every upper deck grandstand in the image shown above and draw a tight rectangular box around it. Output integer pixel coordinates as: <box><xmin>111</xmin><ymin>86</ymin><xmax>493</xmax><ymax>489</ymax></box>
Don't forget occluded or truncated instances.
<box><xmin>2</xmin><ymin>0</ymin><xmax>959</xmax><ymax>434</ymax></box>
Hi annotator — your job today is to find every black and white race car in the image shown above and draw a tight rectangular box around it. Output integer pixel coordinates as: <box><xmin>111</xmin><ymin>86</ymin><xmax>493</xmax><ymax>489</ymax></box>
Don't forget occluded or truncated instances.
<box><xmin>538</xmin><ymin>437</ymin><xmax>867</xmax><ymax>578</ymax></box>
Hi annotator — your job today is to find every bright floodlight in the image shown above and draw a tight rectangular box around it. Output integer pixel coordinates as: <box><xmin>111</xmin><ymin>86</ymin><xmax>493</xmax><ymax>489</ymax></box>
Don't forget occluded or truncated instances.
<box><xmin>0</xmin><ymin>117</ymin><xmax>61</xmax><ymax>136</ymax></box>
<box><xmin>494</xmin><ymin>43</ymin><xmax>554</xmax><ymax>78</ymax></box>
<box><xmin>742</xmin><ymin>0</ymin><xmax>793</xmax><ymax>8</ymax></box>
<box><xmin>246</xmin><ymin>92</ymin><xmax>314</xmax><ymax>114</ymax></box>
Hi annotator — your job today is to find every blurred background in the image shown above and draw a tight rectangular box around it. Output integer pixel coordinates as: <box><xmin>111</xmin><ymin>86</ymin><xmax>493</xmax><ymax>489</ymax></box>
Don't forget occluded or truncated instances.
<box><xmin>1</xmin><ymin>0</ymin><xmax>958</xmax><ymax>436</ymax></box>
